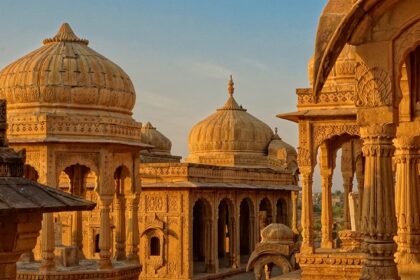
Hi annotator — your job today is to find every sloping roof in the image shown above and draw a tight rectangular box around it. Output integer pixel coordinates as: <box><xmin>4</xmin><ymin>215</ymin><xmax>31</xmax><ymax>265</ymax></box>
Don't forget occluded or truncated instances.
<box><xmin>0</xmin><ymin>177</ymin><xmax>96</xmax><ymax>215</ymax></box>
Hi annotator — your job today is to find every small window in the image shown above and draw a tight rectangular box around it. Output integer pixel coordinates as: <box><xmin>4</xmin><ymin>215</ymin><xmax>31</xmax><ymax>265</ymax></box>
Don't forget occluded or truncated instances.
<box><xmin>150</xmin><ymin>237</ymin><xmax>160</xmax><ymax>256</ymax></box>
<box><xmin>95</xmin><ymin>234</ymin><xmax>100</xmax><ymax>253</ymax></box>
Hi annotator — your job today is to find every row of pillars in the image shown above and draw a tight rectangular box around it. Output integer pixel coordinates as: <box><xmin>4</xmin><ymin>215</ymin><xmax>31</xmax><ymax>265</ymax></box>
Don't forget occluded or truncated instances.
<box><xmin>319</xmin><ymin>140</ymin><xmax>364</xmax><ymax>248</ymax></box>
<box><xmin>300</xmin><ymin>124</ymin><xmax>419</xmax><ymax>279</ymax></box>
<box><xmin>40</xmin><ymin>194</ymin><xmax>140</xmax><ymax>271</ymax></box>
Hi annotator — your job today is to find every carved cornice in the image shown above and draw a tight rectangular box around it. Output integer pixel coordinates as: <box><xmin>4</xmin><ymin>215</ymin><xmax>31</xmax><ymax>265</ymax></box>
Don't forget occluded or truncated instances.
<box><xmin>140</xmin><ymin>163</ymin><xmax>295</xmax><ymax>186</ymax></box>
<box><xmin>8</xmin><ymin>113</ymin><xmax>142</xmax><ymax>145</ymax></box>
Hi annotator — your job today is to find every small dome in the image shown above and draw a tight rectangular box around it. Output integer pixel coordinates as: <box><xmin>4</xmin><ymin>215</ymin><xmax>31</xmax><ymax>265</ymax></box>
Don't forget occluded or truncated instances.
<box><xmin>308</xmin><ymin>44</ymin><xmax>357</xmax><ymax>89</ymax></box>
<box><xmin>0</xmin><ymin>23</ymin><xmax>136</xmax><ymax>115</ymax></box>
<box><xmin>268</xmin><ymin>130</ymin><xmax>297</xmax><ymax>159</ymax></box>
<box><xmin>140</xmin><ymin>122</ymin><xmax>172</xmax><ymax>155</ymax></box>
<box><xmin>261</xmin><ymin>223</ymin><xmax>294</xmax><ymax>244</ymax></box>
<box><xmin>188</xmin><ymin>76</ymin><xmax>273</xmax><ymax>160</ymax></box>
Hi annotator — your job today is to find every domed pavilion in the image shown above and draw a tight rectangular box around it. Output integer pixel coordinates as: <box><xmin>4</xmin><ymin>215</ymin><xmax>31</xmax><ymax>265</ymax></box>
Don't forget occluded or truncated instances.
<box><xmin>140</xmin><ymin>122</ymin><xmax>181</xmax><ymax>163</ymax></box>
<box><xmin>139</xmin><ymin>76</ymin><xmax>299</xmax><ymax>279</ymax></box>
<box><xmin>0</xmin><ymin>23</ymin><xmax>147</xmax><ymax>278</ymax></box>
<box><xmin>278</xmin><ymin>0</ymin><xmax>420</xmax><ymax>279</ymax></box>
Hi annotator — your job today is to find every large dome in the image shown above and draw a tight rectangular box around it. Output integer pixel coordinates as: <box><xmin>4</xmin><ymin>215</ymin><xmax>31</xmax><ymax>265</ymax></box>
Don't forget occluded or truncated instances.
<box><xmin>187</xmin><ymin>77</ymin><xmax>274</xmax><ymax>166</ymax></box>
<box><xmin>0</xmin><ymin>23</ymin><xmax>135</xmax><ymax>115</ymax></box>
<box><xmin>0</xmin><ymin>23</ymin><xmax>141</xmax><ymax>145</ymax></box>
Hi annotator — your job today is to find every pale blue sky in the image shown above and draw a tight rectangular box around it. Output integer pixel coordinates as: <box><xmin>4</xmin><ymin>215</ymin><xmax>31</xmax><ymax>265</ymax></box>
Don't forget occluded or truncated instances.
<box><xmin>0</xmin><ymin>0</ymin><xmax>348</xmax><ymax>191</ymax></box>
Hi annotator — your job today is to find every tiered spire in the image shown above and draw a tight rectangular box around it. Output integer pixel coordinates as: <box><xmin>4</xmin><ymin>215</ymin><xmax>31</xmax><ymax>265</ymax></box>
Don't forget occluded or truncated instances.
<box><xmin>43</xmin><ymin>23</ymin><xmax>89</xmax><ymax>45</ymax></box>
<box><xmin>218</xmin><ymin>75</ymin><xmax>246</xmax><ymax>111</ymax></box>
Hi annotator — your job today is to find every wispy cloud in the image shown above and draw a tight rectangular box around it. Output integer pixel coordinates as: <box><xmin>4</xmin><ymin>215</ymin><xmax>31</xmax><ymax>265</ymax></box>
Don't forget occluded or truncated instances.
<box><xmin>238</xmin><ymin>56</ymin><xmax>271</xmax><ymax>72</ymax></box>
<box><xmin>187</xmin><ymin>60</ymin><xmax>234</xmax><ymax>79</ymax></box>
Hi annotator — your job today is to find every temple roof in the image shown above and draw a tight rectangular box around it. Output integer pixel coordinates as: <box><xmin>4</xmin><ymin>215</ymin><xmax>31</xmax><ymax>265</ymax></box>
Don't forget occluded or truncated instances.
<box><xmin>187</xmin><ymin>76</ymin><xmax>274</xmax><ymax>161</ymax></box>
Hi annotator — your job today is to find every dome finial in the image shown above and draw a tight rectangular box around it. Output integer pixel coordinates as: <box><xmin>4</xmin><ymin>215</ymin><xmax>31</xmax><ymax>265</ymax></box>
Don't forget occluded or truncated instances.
<box><xmin>275</xmin><ymin>127</ymin><xmax>278</xmax><ymax>134</ymax></box>
<box><xmin>228</xmin><ymin>75</ymin><xmax>234</xmax><ymax>96</ymax></box>
<box><xmin>43</xmin><ymin>22</ymin><xmax>89</xmax><ymax>45</ymax></box>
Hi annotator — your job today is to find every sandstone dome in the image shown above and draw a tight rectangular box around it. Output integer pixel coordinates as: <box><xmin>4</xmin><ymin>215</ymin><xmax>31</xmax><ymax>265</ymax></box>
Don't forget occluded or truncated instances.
<box><xmin>261</xmin><ymin>223</ymin><xmax>294</xmax><ymax>244</ymax></box>
<box><xmin>0</xmin><ymin>23</ymin><xmax>142</xmax><ymax>145</ymax></box>
<box><xmin>140</xmin><ymin>122</ymin><xmax>172</xmax><ymax>155</ymax></box>
<box><xmin>0</xmin><ymin>23</ymin><xmax>136</xmax><ymax>116</ymax></box>
<box><xmin>308</xmin><ymin>44</ymin><xmax>357</xmax><ymax>89</ymax></box>
<box><xmin>187</xmin><ymin>77</ymin><xmax>274</xmax><ymax>165</ymax></box>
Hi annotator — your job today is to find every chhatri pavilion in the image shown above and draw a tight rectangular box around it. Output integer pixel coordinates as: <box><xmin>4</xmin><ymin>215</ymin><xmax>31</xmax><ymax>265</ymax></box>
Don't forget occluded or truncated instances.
<box><xmin>279</xmin><ymin>0</ymin><xmax>420</xmax><ymax>279</ymax></box>
<box><xmin>138</xmin><ymin>77</ymin><xmax>299</xmax><ymax>279</ymax></box>
<box><xmin>0</xmin><ymin>23</ymin><xmax>146</xmax><ymax>279</ymax></box>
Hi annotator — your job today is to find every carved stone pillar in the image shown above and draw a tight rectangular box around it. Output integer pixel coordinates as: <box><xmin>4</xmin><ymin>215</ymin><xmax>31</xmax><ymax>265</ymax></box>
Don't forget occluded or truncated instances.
<box><xmin>291</xmin><ymin>191</ymin><xmax>299</xmax><ymax>235</ymax></box>
<box><xmin>341</xmin><ymin>141</ymin><xmax>354</xmax><ymax>230</ymax></box>
<box><xmin>213</xmin><ymin>210</ymin><xmax>219</xmax><ymax>273</ymax></box>
<box><xmin>250</xmin><ymin>214</ymin><xmax>256</xmax><ymax>251</ymax></box>
<box><xmin>114</xmin><ymin>194</ymin><xmax>126</xmax><ymax>260</ymax></box>
<box><xmin>320</xmin><ymin>171</ymin><xmax>333</xmax><ymax>249</ymax></box>
<box><xmin>71</xmin><ymin>211</ymin><xmax>83</xmax><ymax>259</ymax></box>
<box><xmin>39</xmin><ymin>213</ymin><xmax>55</xmax><ymax>272</ymax></box>
<box><xmin>394</xmin><ymin>135</ymin><xmax>420</xmax><ymax>265</ymax></box>
<box><xmin>126</xmin><ymin>194</ymin><xmax>140</xmax><ymax>263</ymax></box>
<box><xmin>229</xmin><ymin>217</ymin><xmax>237</xmax><ymax>268</ymax></box>
<box><xmin>300</xmin><ymin>166</ymin><xmax>314</xmax><ymax>253</ymax></box>
<box><xmin>355</xmin><ymin>155</ymin><xmax>365</xmax><ymax>223</ymax></box>
<box><xmin>359</xmin><ymin>124</ymin><xmax>398</xmax><ymax>280</ymax></box>
<box><xmin>99</xmin><ymin>195</ymin><xmax>113</xmax><ymax>269</ymax></box>
<box><xmin>342</xmin><ymin>175</ymin><xmax>353</xmax><ymax>230</ymax></box>
<box><xmin>320</xmin><ymin>142</ymin><xmax>333</xmax><ymax>249</ymax></box>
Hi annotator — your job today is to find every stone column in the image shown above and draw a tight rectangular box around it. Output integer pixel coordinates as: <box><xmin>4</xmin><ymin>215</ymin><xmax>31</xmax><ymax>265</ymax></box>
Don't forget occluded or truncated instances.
<box><xmin>291</xmin><ymin>191</ymin><xmax>299</xmax><ymax>235</ymax></box>
<box><xmin>395</xmin><ymin>134</ymin><xmax>420</xmax><ymax>265</ymax></box>
<box><xmin>213</xmin><ymin>209</ymin><xmax>219</xmax><ymax>273</ymax></box>
<box><xmin>39</xmin><ymin>213</ymin><xmax>55</xmax><ymax>272</ymax></box>
<box><xmin>355</xmin><ymin>155</ymin><xmax>365</xmax><ymax>223</ymax></box>
<box><xmin>114</xmin><ymin>194</ymin><xmax>126</xmax><ymax>260</ymax></box>
<box><xmin>71</xmin><ymin>211</ymin><xmax>83</xmax><ymax>258</ymax></box>
<box><xmin>249</xmin><ymin>214</ymin><xmax>256</xmax><ymax>251</ymax></box>
<box><xmin>300</xmin><ymin>166</ymin><xmax>314</xmax><ymax>253</ymax></box>
<box><xmin>341</xmin><ymin>141</ymin><xmax>354</xmax><ymax>230</ymax></box>
<box><xmin>359</xmin><ymin>124</ymin><xmax>398</xmax><ymax>280</ymax></box>
<box><xmin>320</xmin><ymin>170</ymin><xmax>333</xmax><ymax>248</ymax></box>
<box><xmin>99</xmin><ymin>195</ymin><xmax>113</xmax><ymax>269</ymax></box>
<box><xmin>126</xmin><ymin>194</ymin><xmax>140</xmax><ymax>263</ymax></box>
<box><xmin>229</xmin><ymin>217</ymin><xmax>237</xmax><ymax>268</ymax></box>
<box><xmin>319</xmin><ymin>143</ymin><xmax>333</xmax><ymax>249</ymax></box>
<box><xmin>342</xmin><ymin>175</ymin><xmax>353</xmax><ymax>230</ymax></box>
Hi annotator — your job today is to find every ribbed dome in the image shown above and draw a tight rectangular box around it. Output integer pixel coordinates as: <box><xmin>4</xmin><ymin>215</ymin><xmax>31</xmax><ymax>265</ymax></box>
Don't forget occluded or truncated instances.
<box><xmin>140</xmin><ymin>122</ymin><xmax>172</xmax><ymax>155</ymax></box>
<box><xmin>0</xmin><ymin>23</ymin><xmax>135</xmax><ymax>115</ymax></box>
<box><xmin>308</xmin><ymin>44</ymin><xmax>357</xmax><ymax>88</ymax></box>
<box><xmin>268</xmin><ymin>132</ymin><xmax>297</xmax><ymax>159</ymax></box>
<box><xmin>261</xmin><ymin>223</ymin><xmax>294</xmax><ymax>244</ymax></box>
<box><xmin>188</xmin><ymin>77</ymin><xmax>273</xmax><ymax>157</ymax></box>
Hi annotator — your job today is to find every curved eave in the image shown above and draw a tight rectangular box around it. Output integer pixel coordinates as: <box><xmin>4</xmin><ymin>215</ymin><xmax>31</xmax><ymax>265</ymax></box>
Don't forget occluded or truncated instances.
<box><xmin>313</xmin><ymin>0</ymin><xmax>396</xmax><ymax>95</ymax></box>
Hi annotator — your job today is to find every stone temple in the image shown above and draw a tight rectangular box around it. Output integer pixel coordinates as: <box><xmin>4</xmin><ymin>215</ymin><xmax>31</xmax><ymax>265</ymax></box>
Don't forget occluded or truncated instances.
<box><xmin>0</xmin><ymin>0</ymin><xmax>419</xmax><ymax>279</ymax></box>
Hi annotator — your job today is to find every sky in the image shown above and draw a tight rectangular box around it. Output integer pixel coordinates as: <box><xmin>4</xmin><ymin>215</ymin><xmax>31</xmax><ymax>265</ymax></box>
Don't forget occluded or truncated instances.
<box><xmin>0</xmin><ymin>0</ymin><xmax>349</xmax><ymax>191</ymax></box>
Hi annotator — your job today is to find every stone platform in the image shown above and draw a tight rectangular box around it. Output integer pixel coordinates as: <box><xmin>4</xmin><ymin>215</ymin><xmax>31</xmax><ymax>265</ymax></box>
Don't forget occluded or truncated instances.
<box><xmin>17</xmin><ymin>260</ymin><xmax>141</xmax><ymax>280</ymax></box>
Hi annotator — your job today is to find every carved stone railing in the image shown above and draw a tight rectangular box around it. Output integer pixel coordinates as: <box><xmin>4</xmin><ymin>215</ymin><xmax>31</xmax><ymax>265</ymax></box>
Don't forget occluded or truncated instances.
<box><xmin>297</xmin><ymin>87</ymin><xmax>355</xmax><ymax>108</ymax></box>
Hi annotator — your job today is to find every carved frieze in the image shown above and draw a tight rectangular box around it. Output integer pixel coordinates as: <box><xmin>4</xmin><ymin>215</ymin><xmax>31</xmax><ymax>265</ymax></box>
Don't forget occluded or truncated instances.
<box><xmin>355</xmin><ymin>65</ymin><xmax>392</xmax><ymax>107</ymax></box>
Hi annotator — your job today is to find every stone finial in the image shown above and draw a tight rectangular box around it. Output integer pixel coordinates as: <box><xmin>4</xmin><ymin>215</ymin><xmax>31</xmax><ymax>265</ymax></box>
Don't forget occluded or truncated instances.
<box><xmin>43</xmin><ymin>23</ymin><xmax>89</xmax><ymax>45</ymax></box>
<box><xmin>228</xmin><ymin>75</ymin><xmax>234</xmax><ymax>96</ymax></box>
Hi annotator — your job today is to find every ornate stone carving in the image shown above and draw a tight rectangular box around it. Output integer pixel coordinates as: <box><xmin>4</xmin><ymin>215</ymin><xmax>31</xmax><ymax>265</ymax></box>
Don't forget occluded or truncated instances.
<box><xmin>355</xmin><ymin>65</ymin><xmax>392</xmax><ymax>107</ymax></box>
<box><xmin>313</xmin><ymin>124</ymin><xmax>359</xmax><ymax>148</ymax></box>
